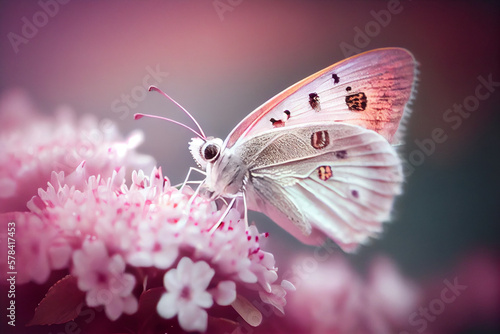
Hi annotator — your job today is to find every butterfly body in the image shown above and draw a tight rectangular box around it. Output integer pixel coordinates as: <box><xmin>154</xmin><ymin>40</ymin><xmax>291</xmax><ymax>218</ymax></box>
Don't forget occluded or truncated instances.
<box><xmin>202</xmin><ymin>140</ymin><xmax>249</xmax><ymax>198</ymax></box>
<box><xmin>186</xmin><ymin>48</ymin><xmax>416</xmax><ymax>252</ymax></box>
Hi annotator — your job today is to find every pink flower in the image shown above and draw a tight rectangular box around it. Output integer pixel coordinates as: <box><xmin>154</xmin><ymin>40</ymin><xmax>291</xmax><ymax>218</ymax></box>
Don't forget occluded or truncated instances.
<box><xmin>0</xmin><ymin>89</ymin><xmax>155</xmax><ymax>213</ymax></box>
<box><xmin>210</xmin><ymin>280</ymin><xmax>237</xmax><ymax>306</ymax></box>
<box><xmin>0</xmin><ymin>211</ymin><xmax>71</xmax><ymax>284</ymax></box>
<box><xmin>285</xmin><ymin>254</ymin><xmax>419</xmax><ymax>334</ymax></box>
<box><xmin>258</xmin><ymin>282</ymin><xmax>291</xmax><ymax>315</ymax></box>
<box><xmin>367</xmin><ymin>256</ymin><xmax>420</xmax><ymax>328</ymax></box>
<box><xmin>157</xmin><ymin>257</ymin><xmax>216</xmax><ymax>332</ymax></box>
<box><xmin>20</xmin><ymin>165</ymin><xmax>290</xmax><ymax>328</ymax></box>
<box><xmin>71</xmin><ymin>239</ymin><xmax>138</xmax><ymax>321</ymax></box>
<box><xmin>126</xmin><ymin>222</ymin><xmax>181</xmax><ymax>269</ymax></box>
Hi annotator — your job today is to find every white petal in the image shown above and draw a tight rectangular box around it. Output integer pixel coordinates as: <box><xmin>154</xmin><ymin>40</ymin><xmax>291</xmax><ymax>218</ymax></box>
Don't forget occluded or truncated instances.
<box><xmin>163</xmin><ymin>269</ymin><xmax>181</xmax><ymax>291</ymax></box>
<box><xmin>157</xmin><ymin>292</ymin><xmax>179</xmax><ymax>319</ymax></box>
<box><xmin>154</xmin><ymin>248</ymin><xmax>178</xmax><ymax>269</ymax></box>
<box><xmin>281</xmin><ymin>279</ymin><xmax>296</xmax><ymax>291</ymax></box>
<box><xmin>104</xmin><ymin>296</ymin><xmax>123</xmax><ymax>321</ymax></box>
<box><xmin>176</xmin><ymin>257</ymin><xmax>194</xmax><ymax>281</ymax></box>
<box><xmin>260</xmin><ymin>251</ymin><xmax>276</xmax><ymax>269</ymax></box>
<box><xmin>178</xmin><ymin>303</ymin><xmax>208</xmax><ymax>332</ymax></box>
<box><xmin>76</xmin><ymin>273</ymin><xmax>94</xmax><ymax>291</ymax></box>
<box><xmin>109</xmin><ymin>254</ymin><xmax>126</xmax><ymax>273</ymax></box>
<box><xmin>72</xmin><ymin>251</ymin><xmax>85</xmax><ymax>273</ymax></box>
<box><xmin>196</xmin><ymin>291</ymin><xmax>214</xmax><ymax>309</ymax></box>
<box><xmin>86</xmin><ymin>290</ymin><xmax>100</xmax><ymax>307</ymax></box>
<box><xmin>48</xmin><ymin>243</ymin><xmax>71</xmax><ymax>269</ymax></box>
<box><xmin>116</xmin><ymin>273</ymin><xmax>136</xmax><ymax>296</ymax></box>
<box><xmin>123</xmin><ymin>295</ymin><xmax>139</xmax><ymax>315</ymax></box>
<box><xmin>192</xmin><ymin>261</ymin><xmax>215</xmax><ymax>290</ymax></box>
<box><xmin>212</xmin><ymin>281</ymin><xmax>236</xmax><ymax>306</ymax></box>
<box><xmin>239</xmin><ymin>268</ymin><xmax>258</xmax><ymax>283</ymax></box>
<box><xmin>87</xmin><ymin>240</ymin><xmax>108</xmax><ymax>259</ymax></box>
<box><xmin>127</xmin><ymin>251</ymin><xmax>153</xmax><ymax>267</ymax></box>
<box><xmin>259</xmin><ymin>287</ymin><xmax>285</xmax><ymax>314</ymax></box>
<box><xmin>90</xmin><ymin>287</ymin><xmax>114</xmax><ymax>306</ymax></box>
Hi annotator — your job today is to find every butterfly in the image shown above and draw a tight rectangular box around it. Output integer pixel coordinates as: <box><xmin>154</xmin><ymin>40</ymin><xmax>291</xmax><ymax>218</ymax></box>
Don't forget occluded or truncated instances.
<box><xmin>137</xmin><ymin>48</ymin><xmax>417</xmax><ymax>252</ymax></box>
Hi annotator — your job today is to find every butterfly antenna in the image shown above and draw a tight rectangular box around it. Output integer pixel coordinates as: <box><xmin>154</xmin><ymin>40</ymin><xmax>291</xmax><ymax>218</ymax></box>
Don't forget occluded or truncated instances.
<box><xmin>148</xmin><ymin>85</ymin><xmax>206</xmax><ymax>139</ymax></box>
<box><xmin>134</xmin><ymin>113</ymin><xmax>205</xmax><ymax>140</ymax></box>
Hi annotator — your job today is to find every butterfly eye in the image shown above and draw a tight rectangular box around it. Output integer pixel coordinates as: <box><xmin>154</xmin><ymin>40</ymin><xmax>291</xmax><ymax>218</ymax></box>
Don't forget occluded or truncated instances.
<box><xmin>202</xmin><ymin>143</ymin><xmax>220</xmax><ymax>162</ymax></box>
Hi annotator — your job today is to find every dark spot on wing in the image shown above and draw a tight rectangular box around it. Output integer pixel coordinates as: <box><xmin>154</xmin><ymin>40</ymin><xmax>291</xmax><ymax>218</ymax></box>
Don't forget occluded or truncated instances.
<box><xmin>346</xmin><ymin>86</ymin><xmax>352</xmax><ymax>92</ymax></box>
<box><xmin>346</xmin><ymin>92</ymin><xmax>367</xmax><ymax>111</ymax></box>
<box><xmin>284</xmin><ymin>110</ymin><xmax>291</xmax><ymax>119</ymax></box>
<box><xmin>351</xmin><ymin>190</ymin><xmax>359</xmax><ymax>198</ymax></box>
<box><xmin>270</xmin><ymin>118</ymin><xmax>285</xmax><ymax>128</ymax></box>
<box><xmin>309</xmin><ymin>93</ymin><xmax>321</xmax><ymax>112</ymax></box>
<box><xmin>311</xmin><ymin>130</ymin><xmax>329</xmax><ymax>149</ymax></box>
<box><xmin>335</xmin><ymin>150</ymin><xmax>347</xmax><ymax>159</ymax></box>
<box><xmin>318</xmin><ymin>166</ymin><xmax>333</xmax><ymax>181</ymax></box>
<box><xmin>332</xmin><ymin>73</ymin><xmax>340</xmax><ymax>84</ymax></box>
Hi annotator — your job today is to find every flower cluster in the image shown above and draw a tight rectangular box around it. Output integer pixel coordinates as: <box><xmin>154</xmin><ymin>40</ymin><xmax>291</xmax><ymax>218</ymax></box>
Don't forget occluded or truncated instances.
<box><xmin>0</xmin><ymin>89</ymin><xmax>155</xmax><ymax>213</ymax></box>
<box><xmin>6</xmin><ymin>166</ymin><xmax>290</xmax><ymax>331</ymax></box>
<box><xmin>0</xmin><ymin>90</ymin><xmax>291</xmax><ymax>333</ymax></box>
<box><xmin>283</xmin><ymin>255</ymin><xmax>420</xmax><ymax>334</ymax></box>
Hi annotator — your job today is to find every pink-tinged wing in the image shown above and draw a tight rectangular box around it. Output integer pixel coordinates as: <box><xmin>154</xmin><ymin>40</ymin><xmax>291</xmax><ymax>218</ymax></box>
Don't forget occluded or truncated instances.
<box><xmin>225</xmin><ymin>48</ymin><xmax>416</xmax><ymax>149</ymax></box>
<box><xmin>239</xmin><ymin>123</ymin><xmax>402</xmax><ymax>252</ymax></box>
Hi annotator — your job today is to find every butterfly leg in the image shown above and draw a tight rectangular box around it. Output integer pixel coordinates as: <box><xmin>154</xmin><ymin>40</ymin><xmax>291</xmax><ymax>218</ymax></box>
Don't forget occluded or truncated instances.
<box><xmin>177</xmin><ymin>166</ymin><xmax>206</xmax><ymax>191</ymax></box>
<box><xmin>209</xmin><ymin>196</ymin><xmax>237</xmax><ymax>234</ymax></box>
<box><xmin>177</xmin><ymin>178</ymin><xmax>206</xmax><ymax>228</ymax></box>
<box><xmin>242</xmin><ymin>193</ymin><xmax>248</xmax><ymax>229</ymax></box>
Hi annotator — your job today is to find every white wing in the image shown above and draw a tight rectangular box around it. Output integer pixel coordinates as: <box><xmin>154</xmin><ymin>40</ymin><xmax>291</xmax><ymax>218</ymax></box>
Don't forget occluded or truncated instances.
<box><xmin>225</xmin><ymin>48</ymin><xmax>416</xmax><ymax>150</ymax></box>
<box><xmin>239</xmin><ymin>123</ymin><xmax>402</xmax><ymax>252</ymax></box>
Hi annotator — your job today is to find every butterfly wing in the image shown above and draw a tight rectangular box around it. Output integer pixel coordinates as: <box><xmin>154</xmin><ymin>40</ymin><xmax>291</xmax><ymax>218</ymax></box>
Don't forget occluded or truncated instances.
<box><xmin>237</xmin><ymin>122</ymin><xmax>402</xmax><ymax>251</ymax></box>
<box><xmin>224</xmin><ymin>47</ymin><xmax>416</xmax><ymax>149</ymax></box>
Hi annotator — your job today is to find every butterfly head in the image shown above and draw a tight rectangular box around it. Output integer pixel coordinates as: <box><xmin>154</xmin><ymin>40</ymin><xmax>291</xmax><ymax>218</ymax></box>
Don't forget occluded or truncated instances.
<box><xmin>189</xmin><ymin>136</ymin><xmax>246</xmax><ymax>200</ymax></box>
<box><xmin>189</xmin><ymin>137</ymin><xmax>223</xmax><ymax>170</ymax></box>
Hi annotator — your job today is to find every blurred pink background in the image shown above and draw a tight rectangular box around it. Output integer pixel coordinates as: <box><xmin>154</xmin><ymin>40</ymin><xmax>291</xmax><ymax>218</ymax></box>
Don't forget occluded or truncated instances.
<box><xmin>1</xmin><ymin>0</ymin><xmax>499</xmax><ymax>333</ymax></box>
